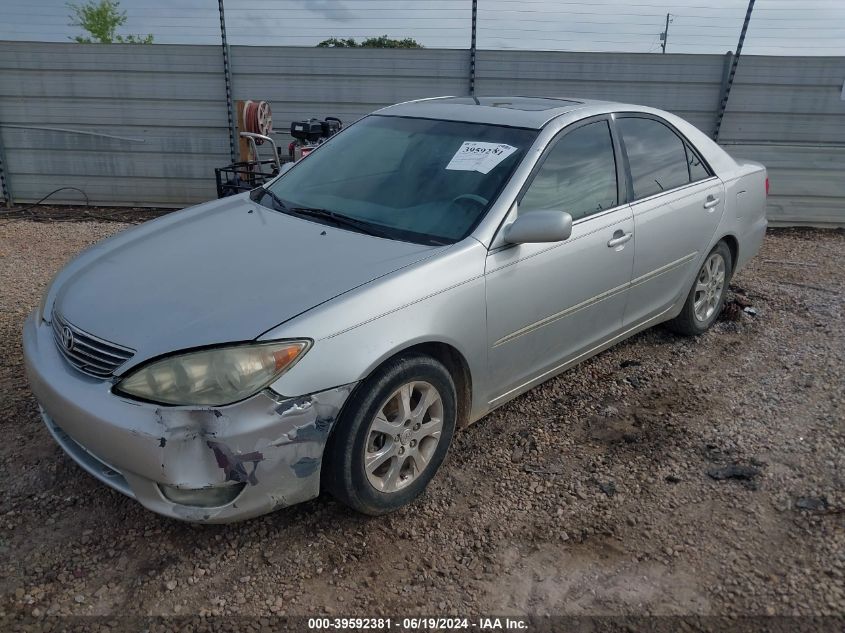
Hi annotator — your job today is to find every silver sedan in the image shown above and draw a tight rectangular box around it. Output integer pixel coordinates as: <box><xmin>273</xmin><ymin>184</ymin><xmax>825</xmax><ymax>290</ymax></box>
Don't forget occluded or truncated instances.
<box><xmin>23</xmin><ymin>96</ymin><xmax>768</xmax><ymax>522</ymax></box>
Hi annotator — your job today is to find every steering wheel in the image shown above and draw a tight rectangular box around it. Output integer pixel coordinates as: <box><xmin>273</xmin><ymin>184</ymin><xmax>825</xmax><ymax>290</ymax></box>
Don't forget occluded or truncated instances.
<box><xmin>451</xmin><ymin>193</ymin><xmax>489</xmax><ymax>208</ymax></box>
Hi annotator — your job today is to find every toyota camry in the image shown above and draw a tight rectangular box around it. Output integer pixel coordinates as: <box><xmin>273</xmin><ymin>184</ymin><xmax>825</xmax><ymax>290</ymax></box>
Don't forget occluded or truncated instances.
<box><xmin>23</xmin><ymin>96</ymin><xmax>768</xmax><ymax>522</ymax></box>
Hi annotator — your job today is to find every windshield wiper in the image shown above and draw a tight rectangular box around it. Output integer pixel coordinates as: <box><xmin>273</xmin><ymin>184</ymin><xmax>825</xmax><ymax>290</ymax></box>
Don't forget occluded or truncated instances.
<box><xmin>249</xmin><ymin>186</ymin><xmax>289</xmax><ymax>212</ymax></box>
<box><xmin>251</xmin><ymin>189</ymin><xmax>389</xmax><ymax>239</ymax></box>
<box><xmin>288</xmin><ymin>206</ymin><xmax>389</xmax><ymax>238</ymax></box>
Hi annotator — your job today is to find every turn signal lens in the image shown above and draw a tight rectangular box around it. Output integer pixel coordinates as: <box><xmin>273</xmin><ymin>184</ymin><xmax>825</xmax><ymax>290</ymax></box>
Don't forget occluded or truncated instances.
<box><xmin>116</xmin><ymin>340</ymin><xmax>310</xmax><ymax>406</ymax></box>
<box><xmin>273</xmin><ymin>345</ymin><xmax>302</xmax><ymax>372</ymax></box>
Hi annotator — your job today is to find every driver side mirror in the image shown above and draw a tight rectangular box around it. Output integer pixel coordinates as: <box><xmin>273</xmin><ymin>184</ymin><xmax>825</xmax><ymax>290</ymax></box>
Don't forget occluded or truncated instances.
<box><xmin>503</xmin><ymin>210</ymin><xmax>573</xmax><ymax>245</ymax></box>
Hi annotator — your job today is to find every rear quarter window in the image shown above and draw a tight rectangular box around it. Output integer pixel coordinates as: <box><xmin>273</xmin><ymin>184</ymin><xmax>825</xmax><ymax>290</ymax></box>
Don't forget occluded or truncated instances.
<box><xmin>686</xmin><ymin>143</ymin><xmax>711</xmax><ymax>182</ymax></box>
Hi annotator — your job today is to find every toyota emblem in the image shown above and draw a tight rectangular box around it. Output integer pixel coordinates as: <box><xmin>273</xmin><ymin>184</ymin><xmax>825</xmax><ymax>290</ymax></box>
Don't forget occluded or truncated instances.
<box><xmin>61</xmin><ymin>326</ymin><xmax>75</xmax><ymax>352</ymax></box>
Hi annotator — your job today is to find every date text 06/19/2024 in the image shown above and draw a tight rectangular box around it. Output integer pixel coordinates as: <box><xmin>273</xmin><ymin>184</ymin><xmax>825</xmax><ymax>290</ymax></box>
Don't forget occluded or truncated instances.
<box><xmin>307</xmin><ymin>617</ymin><xmax>529</xmax><ymax>630</ymax></box>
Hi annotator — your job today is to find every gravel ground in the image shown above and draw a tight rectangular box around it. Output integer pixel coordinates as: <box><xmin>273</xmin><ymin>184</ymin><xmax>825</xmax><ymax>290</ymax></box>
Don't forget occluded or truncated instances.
<box><xmin>0</xmin><ymin>218</ymin><xmax>843</xmax><ymax>623</ymax></box>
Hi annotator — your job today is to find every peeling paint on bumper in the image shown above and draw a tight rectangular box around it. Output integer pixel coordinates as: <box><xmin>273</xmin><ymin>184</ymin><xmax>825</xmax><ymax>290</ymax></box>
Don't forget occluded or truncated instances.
<box><xmin>23</xmin><ymin>312</ymin><xmax>356</xmax><ymax>523</ymax></box>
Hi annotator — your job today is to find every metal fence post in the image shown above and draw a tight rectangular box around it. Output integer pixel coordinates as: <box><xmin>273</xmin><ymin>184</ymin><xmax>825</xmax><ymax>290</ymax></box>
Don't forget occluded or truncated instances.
<box><xmin>218</xmin><ymin>0</ymin><xmax>237</xmax><ymax>165</ymax></box>
<box><xmin>469</xmin><ymin>0</ymin><xmax>477</xmax><ymax>96</ymax></box>
<box><xmin>713</xmin><ymin>0</ymin><xmax>755</xmax><ymax>141</ymax></box>
<box><xmin>714</xmin><ymin>50</ymin><xmax>734</xmax><ymax>136</ymax></box>
<box><xmin>0</xmin><ymin>125</ymin><xmax>11</xmax><ymax>207</ymax></box>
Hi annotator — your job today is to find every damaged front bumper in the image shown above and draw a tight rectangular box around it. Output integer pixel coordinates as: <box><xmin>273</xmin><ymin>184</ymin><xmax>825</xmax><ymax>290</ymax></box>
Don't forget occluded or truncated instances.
<box><xmin>22</xmin><ymin>312</ymin><xmax>356</xmax><ymax>523</ymax></box>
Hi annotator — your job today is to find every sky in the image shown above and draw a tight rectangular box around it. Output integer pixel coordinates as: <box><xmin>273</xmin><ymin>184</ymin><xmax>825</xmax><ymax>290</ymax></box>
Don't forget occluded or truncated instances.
<box><xmin>0</xmin><ymin>0</ymin><xmax>843</xmax><ymax>55</ymax></box>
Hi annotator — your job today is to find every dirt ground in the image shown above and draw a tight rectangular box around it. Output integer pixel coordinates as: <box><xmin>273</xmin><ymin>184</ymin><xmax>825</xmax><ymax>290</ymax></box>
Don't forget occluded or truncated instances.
<box><xmin>0</xmin><ymin>216</ymin><xmax>843</xmax><ymax>624</ymax></box>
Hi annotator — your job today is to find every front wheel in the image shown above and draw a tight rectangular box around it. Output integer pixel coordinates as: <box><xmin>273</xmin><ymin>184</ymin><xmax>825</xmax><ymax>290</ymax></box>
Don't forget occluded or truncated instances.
<box><xmin>667</xmin><ymin>241</ymin><xmax>732</xmax><ymax>336</ymax></box>
<box><xmin>322</xmin><ymin>354</ymin><xmax>457</xmax><ymax>515</ymax></box>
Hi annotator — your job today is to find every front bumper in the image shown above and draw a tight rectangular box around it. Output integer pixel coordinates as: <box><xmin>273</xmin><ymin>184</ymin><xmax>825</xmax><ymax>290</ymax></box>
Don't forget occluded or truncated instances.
<box><xmin>23</xmin><ymin>311</ymin><xmax>355</xmax><ymax>523</ymax></box>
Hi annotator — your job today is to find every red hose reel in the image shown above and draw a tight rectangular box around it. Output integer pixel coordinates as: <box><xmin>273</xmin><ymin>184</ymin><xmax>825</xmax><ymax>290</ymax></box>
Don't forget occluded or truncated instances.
<box><xmin>241</xmin><ymin>100</ymin><xmax>272</xmax><ymax>142</ymax></box>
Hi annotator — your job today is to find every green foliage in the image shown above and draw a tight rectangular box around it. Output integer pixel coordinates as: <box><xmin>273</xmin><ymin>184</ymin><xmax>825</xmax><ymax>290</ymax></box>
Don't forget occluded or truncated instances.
<box><xmin>316</xmin><ymin>37</ymin><xmax>359</xmax><ymax>48</ymax></box>
<box><xmin>360</xmin><ymin>35</ymin><xmax>422</xmax><ymax>48</ymax></box>
<box><xmin>317</xmin><ymin>35</ymin><xmax>423</xmax><ymax>49</ymax></box>
<box><xmin>67</xmin><ymin>0</ymin><xmax>154</xmax><ymax>44</ymax></box>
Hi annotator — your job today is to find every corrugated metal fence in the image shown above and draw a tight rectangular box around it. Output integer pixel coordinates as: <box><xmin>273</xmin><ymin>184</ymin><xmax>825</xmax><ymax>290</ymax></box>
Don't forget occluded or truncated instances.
<box><xmin>1</xmin><ymin>41</ymin><xmax>843</xmax><ymax>226</ymax></box>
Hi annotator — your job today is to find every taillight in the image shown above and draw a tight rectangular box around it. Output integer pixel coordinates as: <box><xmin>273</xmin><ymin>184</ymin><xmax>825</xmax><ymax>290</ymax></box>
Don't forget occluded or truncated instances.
<box><xmin>765</xmin><ymin>177</ymin><xmax>770</xmax><ymax>196</ymax></box>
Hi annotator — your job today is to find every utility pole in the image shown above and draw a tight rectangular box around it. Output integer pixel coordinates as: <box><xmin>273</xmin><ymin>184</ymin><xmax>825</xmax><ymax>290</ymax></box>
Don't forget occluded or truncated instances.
<box><xmin>713</xmin><ymin>0</ymin><xmax>756</xmax><ymax>141</ymax></box>
<box><xmin>660</xmin><ymin>12</ymin><xmax>671</xmax><ymax>54</ymax></box>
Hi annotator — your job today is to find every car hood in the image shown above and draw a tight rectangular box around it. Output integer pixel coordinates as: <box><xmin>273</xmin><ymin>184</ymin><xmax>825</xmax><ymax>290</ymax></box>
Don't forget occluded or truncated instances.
<box><xmin>53</xmin><ymin>196</ymin><xmax>439</xmax><ymax>368</ymax></box>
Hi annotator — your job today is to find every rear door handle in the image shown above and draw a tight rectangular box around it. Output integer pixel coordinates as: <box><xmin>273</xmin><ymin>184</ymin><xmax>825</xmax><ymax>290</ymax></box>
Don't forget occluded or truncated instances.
<box><xmin>607</xmin><ymin>230</ymin><xmax>632</xmax><ymax>248</ymax></box>
<box><xmin>704</xmin><ymin>195</ymin><xmax>720</xmax><ymax>209</ymax></box>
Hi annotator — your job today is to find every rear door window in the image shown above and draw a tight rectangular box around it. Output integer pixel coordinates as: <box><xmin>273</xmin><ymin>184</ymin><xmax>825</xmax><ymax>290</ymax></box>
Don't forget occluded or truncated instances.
<box><xmin>619</xmin><ymin>117</ymin><xmax>691</xmax><ymax>199</ymax></box>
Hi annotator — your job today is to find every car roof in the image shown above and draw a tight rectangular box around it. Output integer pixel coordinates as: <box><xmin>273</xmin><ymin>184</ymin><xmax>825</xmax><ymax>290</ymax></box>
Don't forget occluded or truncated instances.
<box><xmin>374</xmin><ymin>95</ymin><xmax>615</xmax><ymax>129</ymax></box>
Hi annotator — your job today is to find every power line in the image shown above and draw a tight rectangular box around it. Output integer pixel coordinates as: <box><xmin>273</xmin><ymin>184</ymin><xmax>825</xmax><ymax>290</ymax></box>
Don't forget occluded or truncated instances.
<box><xmin>2</xmin><ymin>0</ymin><xmax>844</xmax><ymax>55</ymax></box>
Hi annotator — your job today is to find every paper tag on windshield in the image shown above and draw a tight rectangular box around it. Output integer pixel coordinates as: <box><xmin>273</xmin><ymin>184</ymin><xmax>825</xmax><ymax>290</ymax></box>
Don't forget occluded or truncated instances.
<box><xmin>446</xmin><ymin>142</ymin><xmax>517</xmax><ymax>174</ymax></box>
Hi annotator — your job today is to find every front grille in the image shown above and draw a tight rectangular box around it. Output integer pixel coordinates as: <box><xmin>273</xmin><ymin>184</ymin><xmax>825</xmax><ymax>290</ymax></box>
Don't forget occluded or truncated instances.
<box><xmin>51</xmin><ymin>311</ymin><xmax>135</xmax><ymax>377</ymax></box>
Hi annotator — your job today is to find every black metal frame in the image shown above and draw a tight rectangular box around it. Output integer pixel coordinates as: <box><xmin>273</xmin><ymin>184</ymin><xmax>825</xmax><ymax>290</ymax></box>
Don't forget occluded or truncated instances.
<box><xmin>214</xmin><ymin>157</ymin><xmax>290</xmax><ymax>198</ymax></box>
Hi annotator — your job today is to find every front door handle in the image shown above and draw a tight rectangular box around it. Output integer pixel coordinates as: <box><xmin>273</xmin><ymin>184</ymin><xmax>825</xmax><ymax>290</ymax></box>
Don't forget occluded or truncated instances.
<box><xmin>607</xmin><ymin>230</ymin><xmax>632</xmax><ymax>248</ymax></box>
<box><xmin>703</xmin><ymin>195</ymin><xmax>720</xmax><ymax>209</ymax></box>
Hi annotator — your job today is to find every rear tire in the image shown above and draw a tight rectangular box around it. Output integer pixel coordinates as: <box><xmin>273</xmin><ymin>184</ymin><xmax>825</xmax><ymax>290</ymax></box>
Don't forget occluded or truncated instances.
<box><xmin>667</xmin><ymin>241</ymin><xmax>732</xmax><ymax>336</ymax></box>
<box><xmin>322</xmin><ymin>354</ymin><xmax>457</xmax><ymax>515</ymax></box>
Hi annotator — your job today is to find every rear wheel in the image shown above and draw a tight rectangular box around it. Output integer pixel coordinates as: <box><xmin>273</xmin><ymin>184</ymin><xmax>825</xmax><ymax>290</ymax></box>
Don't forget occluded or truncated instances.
<box><xmin>323</xmin><ymin>354</ymin><xmax>456</xmax><ymax>515</ymax></box>
<box><xmin>667</xmin><ymin>241</ymin><xmax>732</xmax><ymax>336</ymax></box>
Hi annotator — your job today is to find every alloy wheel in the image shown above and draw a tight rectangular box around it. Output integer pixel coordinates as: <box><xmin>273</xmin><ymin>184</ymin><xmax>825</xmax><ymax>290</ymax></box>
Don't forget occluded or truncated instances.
<box><xmin>363</xmin><ymin>381</ymin><xmax>444</xmax><ymax>493</ymax></box>
<box><xmin>693</xmin><ymin>252</ymin><xmax>726</xmax><ymax>322</ymax></box>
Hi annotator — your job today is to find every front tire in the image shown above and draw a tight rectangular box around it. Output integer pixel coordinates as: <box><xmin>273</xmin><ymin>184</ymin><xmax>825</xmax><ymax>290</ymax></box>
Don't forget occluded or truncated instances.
<box><xmin>667</xmin><ymin>241</ymin><xmax>732</xmax><ymax>336</ymax></box>
<box><xmin>322</xmin><ymin>354</ymin><xmax>457</xmax><ymax>515</ymax></box>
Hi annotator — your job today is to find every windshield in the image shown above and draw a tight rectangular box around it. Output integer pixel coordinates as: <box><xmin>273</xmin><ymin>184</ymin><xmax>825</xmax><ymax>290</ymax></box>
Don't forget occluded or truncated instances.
<box><xmin>265</xmin><ymin>115</ymin><xmax>537</xmax><ymax>244</ymax></box>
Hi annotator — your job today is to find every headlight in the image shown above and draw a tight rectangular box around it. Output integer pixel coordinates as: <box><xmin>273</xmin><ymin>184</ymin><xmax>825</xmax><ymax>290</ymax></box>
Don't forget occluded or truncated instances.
<box><xmin>115</xmin><ymin>340</ymin><xmax>310</xmax><ymax>406</ymax></box>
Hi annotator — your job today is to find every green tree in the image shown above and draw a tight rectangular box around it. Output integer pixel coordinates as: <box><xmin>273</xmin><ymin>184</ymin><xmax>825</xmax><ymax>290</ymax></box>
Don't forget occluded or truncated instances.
<box><xmin>316</xmin><ymin>37</ymin><xmax>359</xmax><ymax>48</ymax></box>
<box><xmin>67</xmin><ymin>0</ymin><xmax>154</xmax><ymax>44</ymax></box>
<box><xmin>317</xmin><ymin>35</ymin><xmax>423</xmax><ymax>49</ymax></box>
